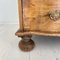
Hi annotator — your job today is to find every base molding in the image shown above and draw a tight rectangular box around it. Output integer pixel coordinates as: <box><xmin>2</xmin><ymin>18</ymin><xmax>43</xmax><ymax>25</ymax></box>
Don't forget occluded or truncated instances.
<box><xmin>15</xmin><ymin>29</ymin><xmax>60</xmax><ymax>37</ymax></box>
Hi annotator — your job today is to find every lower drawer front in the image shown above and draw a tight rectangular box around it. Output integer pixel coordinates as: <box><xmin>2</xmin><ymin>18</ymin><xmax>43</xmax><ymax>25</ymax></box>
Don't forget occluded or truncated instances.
<box><xmin>23</xmin><ymin>0</ymin><xmax>60</xmax><ymax>32</ymax></box>
<box><xmin>30</xmin><ymin>16</ymin><xmax>60</xmax><ymax>33</ymax></box>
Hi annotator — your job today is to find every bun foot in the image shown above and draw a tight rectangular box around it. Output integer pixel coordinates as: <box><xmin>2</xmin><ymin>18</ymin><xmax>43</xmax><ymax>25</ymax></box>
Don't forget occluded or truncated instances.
<box><xmin>18</xmin><ymin>35</ymin><xmax>35</xmax><ymax>52</ymax></box>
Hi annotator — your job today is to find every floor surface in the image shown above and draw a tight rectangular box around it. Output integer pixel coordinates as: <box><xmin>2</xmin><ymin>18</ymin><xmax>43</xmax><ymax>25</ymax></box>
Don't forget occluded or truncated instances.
<box><xmin>0</xmin><ymin>24</ymin><xmax>60</xmax><ymax>60</ymax></box>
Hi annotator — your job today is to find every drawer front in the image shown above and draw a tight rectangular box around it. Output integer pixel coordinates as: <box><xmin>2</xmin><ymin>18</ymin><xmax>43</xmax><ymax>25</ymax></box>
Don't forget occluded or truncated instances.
<box><xmin>23</xmin><ymin>0</ymin><xmax>60</xmax><ymax>32</ymax></box>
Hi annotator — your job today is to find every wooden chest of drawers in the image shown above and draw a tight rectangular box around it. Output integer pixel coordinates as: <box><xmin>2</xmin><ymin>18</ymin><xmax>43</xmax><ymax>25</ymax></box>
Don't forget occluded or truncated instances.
<box><xmin>15</xmin><ymin>0</ymin><xmax>60</xmax><ymax>51</ymax></box>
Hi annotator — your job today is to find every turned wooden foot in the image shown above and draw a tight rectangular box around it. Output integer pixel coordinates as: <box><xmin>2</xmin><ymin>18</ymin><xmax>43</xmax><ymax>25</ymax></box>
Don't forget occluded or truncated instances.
<box><xmin>18</xmin><ymin>35</ymin><xmax>35</xmax><ymax>52</ymax></box>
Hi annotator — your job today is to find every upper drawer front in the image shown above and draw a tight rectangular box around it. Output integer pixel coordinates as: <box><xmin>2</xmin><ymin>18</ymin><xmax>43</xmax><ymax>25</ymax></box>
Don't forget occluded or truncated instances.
<box><xmin>23</xmin><ymin>0</ymin><xmax>60</xmax><ymax>32</ymax></box>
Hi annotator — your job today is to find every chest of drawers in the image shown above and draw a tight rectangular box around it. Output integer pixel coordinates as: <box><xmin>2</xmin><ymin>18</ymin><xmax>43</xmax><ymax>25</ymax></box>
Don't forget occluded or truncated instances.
<box><xmin>15</xmin><ymin>0</ymin><xmax>60</xmax><ymax>51</ymax></box>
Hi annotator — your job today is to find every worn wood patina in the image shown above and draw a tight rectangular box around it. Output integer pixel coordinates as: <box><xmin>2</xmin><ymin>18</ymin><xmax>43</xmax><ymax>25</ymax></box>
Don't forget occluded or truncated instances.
<box><xmin>15</xmin><ymin>0</ymin><xmax>60</xmax><ymax>51</ymax></box>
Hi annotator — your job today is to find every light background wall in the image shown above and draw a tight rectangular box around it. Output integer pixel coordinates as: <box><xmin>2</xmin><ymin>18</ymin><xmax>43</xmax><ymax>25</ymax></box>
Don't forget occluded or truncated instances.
<box><xmin>0</xmin><ymin>0</ymin><xmax>19</xmax><ymax>24</ymax></box>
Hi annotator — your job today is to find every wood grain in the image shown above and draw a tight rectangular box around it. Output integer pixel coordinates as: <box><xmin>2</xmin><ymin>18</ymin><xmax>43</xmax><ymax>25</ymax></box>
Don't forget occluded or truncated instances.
<box><xmin>15</xmin><ymin>29</ymin><xmax>60</xmax><ymax>37</ymax></box>
<box><xmin>18</xmin><ymin>0</ymin><xmax>23</xmax><ymax>31</ymax></box>
<box><xmin>16</xmin><ymin>0</ymin><xmax>60</xmax><ymax>36</ymax></box>
<box><xmin>16</xmin><ymin>0</ymin><xmax>60</xmax><ymax>51</ymax></box>
<box><xmin>23</xmin><ymin>0</ymin><xmax>60</xmax><ymax>32</ymax></box>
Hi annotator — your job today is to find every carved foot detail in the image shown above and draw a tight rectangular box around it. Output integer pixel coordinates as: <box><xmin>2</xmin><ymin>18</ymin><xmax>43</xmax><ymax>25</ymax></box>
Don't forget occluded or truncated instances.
<box><xmin>18</xmin><ymin>35</ymin><xmax>35</xmax><ymax>52</ymax></box>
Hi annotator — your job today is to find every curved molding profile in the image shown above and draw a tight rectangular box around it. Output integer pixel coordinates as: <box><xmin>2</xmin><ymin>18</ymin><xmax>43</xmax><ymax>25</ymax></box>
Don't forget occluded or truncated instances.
<box><xmin>15</xmin><ymin>29</ymin><xmax>60</xmax><ymax>37</ymax></box>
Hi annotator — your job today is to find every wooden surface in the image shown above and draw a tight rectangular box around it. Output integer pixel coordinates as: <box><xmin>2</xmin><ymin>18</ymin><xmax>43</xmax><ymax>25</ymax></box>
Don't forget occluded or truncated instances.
<box><xmin>16</xmin><ymin>0</ymin><xmax>60</xmax><ymax>52</ymax></box>
<box><xmin>15</xmin><ymin>29</ymin><xmax>60</xmax><ymax>37</ymax></box>
<box><xmin>19</xmin><ymin>0</ymin><xmax>60</xmax><ymax>33</ymax></box>
<box><xmin>18</xmin><ymin>0</ymin><xmax>23</xmax><ymax>31</ymax></box>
